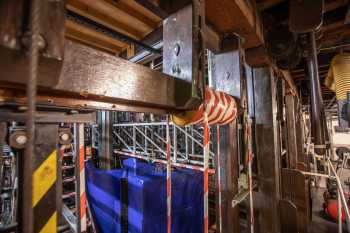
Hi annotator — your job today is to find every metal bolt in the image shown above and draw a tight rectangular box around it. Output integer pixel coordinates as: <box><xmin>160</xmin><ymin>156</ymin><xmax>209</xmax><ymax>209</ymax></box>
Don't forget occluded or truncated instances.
<box><xmin>174</xmin><ymin>43</ymin><xmax>180</xmax><ymax>56</ymax></box>
<box><xmin>60</xmin><ymin>133</ymin><xmax>70</xmax><ymax>142</ymax></box>
<box><xmin>16</xmin><ymin>135</ymin><xmax>27</xmax><ymax>145</ymax></box>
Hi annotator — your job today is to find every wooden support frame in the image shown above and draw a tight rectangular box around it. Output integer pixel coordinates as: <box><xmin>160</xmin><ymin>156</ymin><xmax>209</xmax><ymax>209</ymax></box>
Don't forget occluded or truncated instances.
<box><xmin>0</xmin><ymin>40</ymin><xmax>193</xmax><ymax>112</ymax></box>
<box><xmin>285</xmin><ymin>94</ymin><xmax>298</xmax><ymax>169</ymax></box>
<box><xmin>216</xmin><ymin>123</ymin><xmax>240</xmax><ymax>233</ymax></box>
<box><xmin>253</xmin><ymin>67</ymin><xmax>281</xmax><ymax>233</ymax></box>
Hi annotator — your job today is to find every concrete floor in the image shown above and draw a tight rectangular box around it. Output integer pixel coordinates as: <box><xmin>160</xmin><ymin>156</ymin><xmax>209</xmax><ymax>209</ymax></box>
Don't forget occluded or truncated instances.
<box><xmin>310</xmin><ymin>187</ymin><xmax>340</xmax><ymax>233</ymax></box>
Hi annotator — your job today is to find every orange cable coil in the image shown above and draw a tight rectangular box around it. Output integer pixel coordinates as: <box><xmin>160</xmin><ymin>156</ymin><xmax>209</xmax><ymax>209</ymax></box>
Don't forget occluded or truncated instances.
<box><xmin>172</xmin><ymin>87</ymin><xmax>237</xmax><ymax>126</ymax></box>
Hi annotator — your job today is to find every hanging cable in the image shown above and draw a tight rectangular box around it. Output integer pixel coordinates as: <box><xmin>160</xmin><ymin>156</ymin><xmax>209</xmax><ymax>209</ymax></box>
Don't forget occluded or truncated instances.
<box><xmin>23</xmin><ymin>0</ymin><xmax>41</xmax><ymax>232</ymax></box>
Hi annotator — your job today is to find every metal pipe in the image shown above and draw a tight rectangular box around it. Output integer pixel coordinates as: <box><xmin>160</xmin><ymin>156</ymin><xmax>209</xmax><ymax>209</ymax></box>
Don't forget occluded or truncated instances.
<box><xmin>23</xmin><ymin>1</ymin><xmax>41</xmax><ymax>232</ymax></box>
<box><xmin>338</xmin><ymin>190</ymin><xmax>343</xmax><ymax>233</ymax></box>
<box><xmin>328</xmin><ymin>158</ymin><xmax>350</xmax><ymax>233</ymax></box>
<box><xmin>66</xmin><ymin>10</ymin><xmax>161</xmax><ymax>55</ymax></box>
<box><xmin>307</xmin><ymin>31</ymin><xmax>326</xmax><ymax>155</ymax></box>
<box><xmin>173</xmin><ymin>126</ymin><xmax>177</xmax><ymax>162</ymax></box>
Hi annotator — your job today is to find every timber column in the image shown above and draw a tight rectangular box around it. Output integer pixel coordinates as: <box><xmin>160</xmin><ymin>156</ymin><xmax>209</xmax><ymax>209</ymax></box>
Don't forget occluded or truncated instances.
<box><xmin>253</xmin><ymin>67</ymin><xmax>281</xmax><ymax>233</ymax></box>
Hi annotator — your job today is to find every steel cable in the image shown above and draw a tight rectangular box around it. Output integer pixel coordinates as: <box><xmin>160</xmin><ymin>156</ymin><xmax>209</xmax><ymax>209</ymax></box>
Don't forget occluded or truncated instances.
<box><xmin>23</xmin><ymin>0</ymin><xmax>41</xmax><ymax>232</ymax></box>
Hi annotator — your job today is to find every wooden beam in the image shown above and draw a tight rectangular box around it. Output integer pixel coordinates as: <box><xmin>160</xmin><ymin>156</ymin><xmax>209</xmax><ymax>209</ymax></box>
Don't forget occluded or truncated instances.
<box><xmin>245</xmin><ymin>46</ymin><xmax>270</xmax><ymax>67</ymax></box>
<box><xmin>0</xmin><ymin>40</ymin><xmax>193</xmax><ymax>111</ymax></box>
<box><xmin>67</xmin><ymin>0</ymin><xmax>144</xmax><ymax>40</ymax></box>
<box><xmin>206</xmin><ymin>0</ymin><xmax>264</xmax><ymax>48</ymax></box>
<box><xmin>256</xmin><ymin>0</ymin><xmax>284</xmax><ymax>11</ymax></box>
<box><xmin>105</xmin><ymin>0</ymin><xmax>162</xmax><ymax>29</ymax></box>
<box><xmin>65</xmin><ymin>20</ymin><xmax>124</xmax><ymax>54</ymax></box>
<box><xmin>324</xmin><ymin>0</ymin><xmax>348</xmax><ymax>12</ymax></box>
<box><xmin>134</xmin><ymin>0</ymin><xmax>169</xmax><ymax>19</ymax></box>
<box><xmin>104</xmin><ymin>0</ymin><xmax>159</xmax><ymax>29</ymax></box>
<box><xmin>280</xmin><ymin>70</ymin><xmax>298</xmax><ymax>97</ymax></box>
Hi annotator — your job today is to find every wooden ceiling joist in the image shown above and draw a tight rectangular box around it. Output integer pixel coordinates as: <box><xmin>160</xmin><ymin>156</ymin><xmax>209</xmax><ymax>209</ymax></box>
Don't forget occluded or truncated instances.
<box><xmin>206</xmin><ymin>0</ymin><xmax>264</xmax><ymax>48</ymax></box>
<box><xmin>65</xmin><ymin>20</ymin><xmax>125</xmax><ymax>54</ymax></box>
<box><xmin>67</xmin><ymin>0</ymin><xmax>144</xmax><ymax>40</ymax></box>
<box><xmin>104</xmin><ymin>0</ymin><xmax>158</xmax><ymax>29</ymax></box>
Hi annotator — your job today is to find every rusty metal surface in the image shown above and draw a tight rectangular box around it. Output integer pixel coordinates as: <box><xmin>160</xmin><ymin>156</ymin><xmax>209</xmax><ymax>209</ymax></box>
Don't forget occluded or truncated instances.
<box><xmin>0</xmin><ymin>88</ymin><xmax>167</xmax><ymax>114</ymax></box>
<box><xmin>0</xmin><ymin>45</ymin><xmax>63</xmax><ymax>87</ymax></box>
<box><xmin>0</xmin><ymin>40</ymin><xmax>193</xmax><ymax>111</ymax></box>
<box><xmin>0</xmin><ymin>0</ymin><xmax>23</xmax><ymax>49</ymax></box>
<box><xmin>208</xmin><ymin>50</ymin><xmax>241</xmax><ymax>98</ymax></box>
<box><xmin>0</xmin><ymin>110</ymin><xmax>96</xmax><ymax>123</ymax></box>
<box><xmin>163</xmin><ymin>3</ymin><xmax>204</xmax><ymax>107</ymax></box>
<box><xmin>253</xmin><ymin>67</ymin><xmax>281</xmax><ymax>233</ymax></box>
<box><xmin>39</xmin><ymin>0</ymin><xmax>65</xmax><ymax>60</ymax></box>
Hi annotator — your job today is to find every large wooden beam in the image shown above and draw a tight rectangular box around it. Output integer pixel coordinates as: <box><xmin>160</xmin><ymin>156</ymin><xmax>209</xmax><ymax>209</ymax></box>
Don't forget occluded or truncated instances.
<box><xmin>65</xmin><ymin>20</ymin><xmax>125</xmax><ymax>54</ymax></box>
<box><xmin>67</xmin><ymin>0</ymin><xmax>144</xmax><ymax>40</ymax></box>
<box><xmin>0</xmin><ymin>40</ymin><xmax>192</xmax><ymax>111</ymax></box>
<box><xmin>206</xmin><ymin>0</ymin><xmax>264</xmax><ymax>48</ymax></box>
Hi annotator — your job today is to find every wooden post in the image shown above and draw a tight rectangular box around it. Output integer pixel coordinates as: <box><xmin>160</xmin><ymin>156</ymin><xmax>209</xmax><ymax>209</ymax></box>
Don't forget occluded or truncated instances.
<box><xmin>285</xmin><ymin>94</ymin><xmax>298</xmax><ymax>169</ymax></box>
<box><xmin>216</xmin><ymin>122</ymin><xmax>240</xmax><ymax>233</ymax></box>
<box><xmin>253</xmin><ymin>67</ymin><xmax>281</xmax><ymax>233</ymax></box>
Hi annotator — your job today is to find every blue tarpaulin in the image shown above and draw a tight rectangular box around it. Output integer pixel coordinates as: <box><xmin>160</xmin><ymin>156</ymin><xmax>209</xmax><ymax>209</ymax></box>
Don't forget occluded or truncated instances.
<box><xmin>85</xmin><ymin>159</ymin><xmax>203</xmax><ymax>233</ymax></box>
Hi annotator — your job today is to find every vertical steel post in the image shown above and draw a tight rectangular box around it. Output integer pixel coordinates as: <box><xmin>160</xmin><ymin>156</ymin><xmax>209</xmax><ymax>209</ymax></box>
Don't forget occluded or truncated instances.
<box><xmin>307</xmin><ymin>31</ymin><xmax>326</xmax><ymax>156</ymax></box>
<box><xmin>185</xmin><ymin>126</ymin><xmax>189</xmax><ymax>161</ymax></box>
<box><xmin>98</xmin><ymin>110</ymin><xmax>113</xmax><ymax>169</ymax></box>
<box><xmin>74</xmin><ymin>123</ymin><xmax>87</xmax><ymax>233</ymax></box>
<box><xmin>173</xmin><ymin>126</ymin><xmax>177</xmax><ymax>162</ymax></box>
<box><xmin>166</xmin><ymin>117</ymin><xmax>172</xmax><ymax>233</ymax></box>
<box><xmin>215</xmin><ymin>126</ymin><xmax>222</xmax><ymax>233</ymax></box>
<box><xmin>133</xmin><ymin>126</ymin><xmax>136</xmax><ymax>154</ymax></box>
<box><xmin>203</xmin><ymin>111</ymin><xmax>210</xmax><ymax>233</ymax></box>
<box><xmin>338</xmin><ymin>190</ymin><xmax>343</xmax><ymax>233</ymax></box>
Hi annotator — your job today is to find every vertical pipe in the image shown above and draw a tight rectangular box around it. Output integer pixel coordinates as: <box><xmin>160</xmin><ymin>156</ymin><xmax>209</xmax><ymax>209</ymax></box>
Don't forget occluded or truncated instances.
<box><xmin>307</xmin><ymin>31</ymin><xmax>326</xmax><ymax>155</ymax></box>
<box><xmin>133</xmin><ymin>126</ymin><xmax>136</xmax><ymax>153</ymax></box>
<box><xmin>166</xmin><ymin>117</ymin><xmax>172</xmax><ymax>233</ymax></box>
<box><xmin>203</xmin><ymin>111</ymin><xmax>210</xmax><ymax>233</ymax></box>
<box><xmin>191</xmin><ymin>126</ymin><xmax>195</xmax><ymax>156</ymax></box>
<box><xmin>247</xmin><ymin>119</ymin><xmax>254</xmax><ymax>233</ymax></box>
<box><xmin>338</xmin><ymin>190</ymin><xmax>343</xmax><ymax>233</ymax></box>
<box><xmin>173</xmin><ymin>126</ymin><xmax>177</xmax><ymax>162</ymax></box>
<box><xmin>328</xmin><ymin>158</ymin><xmax>350</xmax><ymax>232</ymax></box>
<box><xmin>74</xmin><ymin>124</ymin><xmax>81</xmax><ymax>233</ymax></box>
<box><xmin>216</xmin><ymin>126</ymin><xmax>222</xmax><ymax>233</ymax></box>
<box><xmin>145</xmin><ymin>126</ymin><xmax>148</xmax><ymax>158</ymax></box>
<box><xmin>185</xmin><ymin>126</ymin><xmax>189</xmax><ymax>161</ymax></box>
<box><xmin>75</xmin><ymin>123</ymin><xmax>87</xmax><ymax>232</ymax></box>
<box><xmin>23</xmin><ymin>1</ymin><xmax>41</xmax><ymax>232</ymax></box>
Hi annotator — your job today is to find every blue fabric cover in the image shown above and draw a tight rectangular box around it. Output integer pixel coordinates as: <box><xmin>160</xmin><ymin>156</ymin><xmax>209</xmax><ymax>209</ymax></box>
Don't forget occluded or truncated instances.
<box><xmin>86</xmin><ymin>159</ymin><xmax>203</xmax><ymax>233</ymax></box>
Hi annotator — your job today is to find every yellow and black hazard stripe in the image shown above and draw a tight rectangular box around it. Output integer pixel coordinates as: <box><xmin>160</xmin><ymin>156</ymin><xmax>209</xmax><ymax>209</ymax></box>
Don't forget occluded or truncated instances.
<box><xmin>32</xmin><ymin>125</ymin><xmax>58</xmax><ymax>233</ymax></box>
